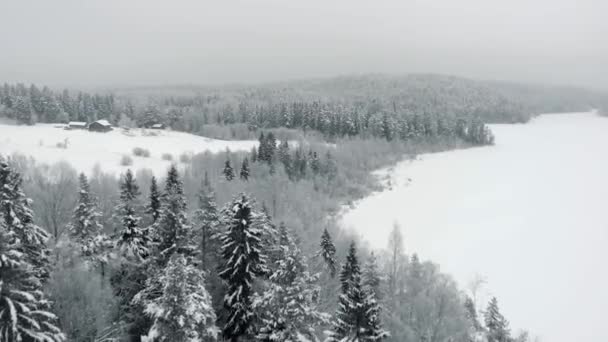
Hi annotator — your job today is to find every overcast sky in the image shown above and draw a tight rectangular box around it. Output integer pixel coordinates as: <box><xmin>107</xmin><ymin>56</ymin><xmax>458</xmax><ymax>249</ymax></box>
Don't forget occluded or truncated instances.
<box><xmin>0</xmin><ymin>0</ymin><xmax>606</xmax><ymax>89</ymax></box>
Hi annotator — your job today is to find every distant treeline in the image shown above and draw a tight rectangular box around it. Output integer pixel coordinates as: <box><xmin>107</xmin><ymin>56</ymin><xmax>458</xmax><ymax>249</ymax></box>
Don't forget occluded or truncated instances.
<box><xmin>2</xmin><ymin>74</ymin><xmax>606</xmax><ymax>139</ymax></box>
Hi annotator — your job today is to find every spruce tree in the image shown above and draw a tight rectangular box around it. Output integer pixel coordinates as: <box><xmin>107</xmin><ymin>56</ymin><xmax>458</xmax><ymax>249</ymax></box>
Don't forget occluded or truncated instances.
<box><xmin>154</xmin><ymin>165</ymin><xmax>192</xmax><ymax>261</ymax></box>
<box><xmin>257</xmin><ymin>132</ymin><xmax>266</xmax><ymax>162</ymax></box>
<box><xmin>147</xmin><ymin>176</ymin><xmax>162</xmax><ymax>224</ymax></box>
<box><xmin>223</xmin><ymin>159</ymin><xmax>235</xmax><ymax>181</ymax></box>
<box><xmin>193</xmin><ymin>182</ymin><xmax>220</xmax><ymax>271</ymax></box>
<box><xmin>239</xmin><ymin>157</ymin><xmax>250</xmax><ymax>181</ymax></box>
<box><xmin>277</xmin><ymin>140</ymin><xmax>291</xmax><ymax>174</ymax></box>
<box><xmin>115</xmin><ymin>169</ymin><xmax>149</xmax><ymax>261</ymax></box>
<box><xmin>484</xmin><ymin>297</ymin><xmax>511</xmax><ymax>342</ymax></box>
<box><xmin>362</xmin><ymin>294</ymin><xmax>389</xmax><ymax>341</ymax></box>
<box><xmin>142</xmin><ymin>254</ymin><xmax>218</xmax><ymax>341</ymax></box>
<box><xmin>68</xmin><ymin>173</ymin><xmax>108</xmax><ymax>267</ymax></box>
<box><xmin>0</xmin><ymin>156</ymin><xmax>51</xmax><ymax>280</ymax></box>
<box><xmin>0</xmin><ymin>159</ymin><xmax>64</xmax><ymax>340</ymax></box>
<box><xmin>0</xmin><ymin>220</ymin><xmax>66</xmax><ymax>341</ymax></box>
<box><xmin>362</xmin><ymin>252</ymin><xmax>381</xmax><ymax>299</ymax></box>
<box><xmin>265</xmin><ymin>132</ymin><xmax>277</xmax><ymax>162</ymax></box>
<box><xmin>329</xmin><ymin>242</ymin><xmax>388</xmax><ymax>342</ymax></box>
<box><xmin>254</xmin><ymin>223</ymin><xmax>329</xmax><ymax>341</ymax></box>
<box><xmin>328</xmin><ymin>241</ymin><xmax>367</xmax><ymax>341</ymax></box>
<box><xmin>218</xmin><ymin>194</ymin><xmax>269</xmax><ymax>341</ymax></box>
<box><xmin>319</xmin><ymin>227</ymin><xmax>337</xmax><ymax>278</ymax></box>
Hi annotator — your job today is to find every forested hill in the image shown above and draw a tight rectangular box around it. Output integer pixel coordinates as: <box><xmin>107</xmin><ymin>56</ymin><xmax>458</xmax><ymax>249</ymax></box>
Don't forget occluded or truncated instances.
<box><xmin>116</xmin><ymin>73</ymin><xmax>608</xmax><ymax>123</ymax></box>
<box><xmin>1</xmin><ymin>74</ymin><xmax>606</xmax><ymax>135</ymax></box>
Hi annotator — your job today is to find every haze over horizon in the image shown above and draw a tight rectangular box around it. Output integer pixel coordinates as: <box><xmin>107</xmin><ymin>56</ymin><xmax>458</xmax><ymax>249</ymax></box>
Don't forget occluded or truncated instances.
<box><xmin>1</xmin><ymin>0</ymin><xmax>606</xmax><ymax>90</ymax></box>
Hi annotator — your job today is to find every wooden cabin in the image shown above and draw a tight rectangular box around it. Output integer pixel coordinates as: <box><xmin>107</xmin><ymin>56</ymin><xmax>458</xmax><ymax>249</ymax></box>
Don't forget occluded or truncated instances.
<box><xmin>88</xmin><ymin>120</ymin><xmax>112</xmax><ymax>133</ymax></box>
<box><xmin>67</xmin><ymin>121</ymin><xmax>87</xmax><ymax>130</ymax></box>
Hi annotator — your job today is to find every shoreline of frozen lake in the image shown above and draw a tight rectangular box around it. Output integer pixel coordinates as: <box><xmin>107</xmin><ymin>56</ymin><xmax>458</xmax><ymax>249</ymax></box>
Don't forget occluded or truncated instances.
<box><xmin>340</xmin><ymin>111</ymin><xmax>608</xmax><ymax>342</ymax></box>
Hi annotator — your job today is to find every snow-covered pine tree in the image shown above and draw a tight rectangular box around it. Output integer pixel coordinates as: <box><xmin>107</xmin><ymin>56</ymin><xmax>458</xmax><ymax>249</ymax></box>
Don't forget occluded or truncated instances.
<box><xmin>147</xmin><ymin>176</ymin><xmax>162</xmax><ymax>224</ymax></box>
<box><xmin>328</xmin><ymin>241</ymin><xmax>389</xmax><ymax>341</ymax></box>
<box><xmin>0</xmin><ymin>163</ymin><xmax>65</xmax><ymax>341</ymax></box>
<box><xmin>239</xmin><ymin>157</ymin><xmax>250</xmax><ymax>181</ymax></box>
<box><xmin>319</xmin><ymin>227</ymin><xmax>337</xmax><ymax>278</ymax></box>
<box><xmin>218</xmin><ymin>194</ymin><xmax>269</xmax><ymax>341</ymax></box>
<box><xmin>257</xmin><ymin>132</ymin><xmax>267</xmax><ymax>162</ymax></box>
<box><xmin>0</xmin><ymin>156</ymin><xmax>51</xmax><ymax>280</ymax></box>
<box><xmin>193</xmin><ymin>182</ymin><xmax>220</xmax><ymax>271</ymax></box>
<box><xmin>277</xmin><ymin>140</ymin><xmax>291</xmax><ymax>174</ymax></box>
<box><xmin>115</xmin><ymin>169</ymin><xmax>149</xmax><ymax>261</ymax></box>
<box><xmin>154</xmin><ymin>165</ymin><xmax>192</xmax><ymax>262</ymax></box>
<box><xmin>328</xmin><ymin>241</ymin><xmax>368</xmax><ymax>341</ymax></box>
<box><xmin>142</xmin><ymin>254</ymin><xmax>218</xmax><ymax>342</ymax></box>
<box><xmin>254</xmin><ymin>223</ymin><xmax>329</xmax><ymax>341</ymax></box>
<box><xmin>362</xmin><ymin>294</ymin><xmax>389</xmax><ymax>341</ymax></box>
<box><xmin>484</xmin><ymin>297</ymin><xmax>511</xmax><ymax>342</ymax></box>
<box><xmin>362</xmin><ymin>252</ymin><xmax>381</xmax><ymax>300</ymax></box>
<box><xmin>265</xmin><ymin>132</ymin><xmax>277</xmax><ymax>163</ymax></box>
<box><xmin>68</xmin><ymin>173</ymin><xmax>109</xmax><ymax>268</ymax></box>
<box><xmin>223</xmin><ymin>159</ymin><xmax>235</xmax><ymax>181</ymax></box>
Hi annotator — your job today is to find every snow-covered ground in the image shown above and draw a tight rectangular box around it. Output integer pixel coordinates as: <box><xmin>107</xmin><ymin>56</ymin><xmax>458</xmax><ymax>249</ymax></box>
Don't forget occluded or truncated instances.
<box><xmin>0</xmin><ymin>124</ymin><xmax>257</xmax><ymax>175</ymax></box>
<box><xmin>341</xmin><ymin>111</ymin><xmax>608</xmax><ymax>342</ymax></box>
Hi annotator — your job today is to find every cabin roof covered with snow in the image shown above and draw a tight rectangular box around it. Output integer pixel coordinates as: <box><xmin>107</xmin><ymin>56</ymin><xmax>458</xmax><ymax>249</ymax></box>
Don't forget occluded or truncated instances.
<box><xmin>68</xmin><ymin>121</ymin><xmax>87</xmax><ymax>126</ymax></box>
<box><xmin>151</xmin><ymin>123</ymin><xmax>165</xmax><ymax>129</ymax></box>
<box><xmin>94</xmin><ymin>119</ymin><xmax>112</xmax><ymax>127</ymax></box>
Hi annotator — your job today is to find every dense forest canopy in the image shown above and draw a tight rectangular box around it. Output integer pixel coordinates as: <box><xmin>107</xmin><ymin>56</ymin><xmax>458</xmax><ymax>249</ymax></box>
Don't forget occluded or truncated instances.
<box><xmin>1</xmin><ymin>74</ymin><xmax>606</xmax><ymax>135</ymax></box>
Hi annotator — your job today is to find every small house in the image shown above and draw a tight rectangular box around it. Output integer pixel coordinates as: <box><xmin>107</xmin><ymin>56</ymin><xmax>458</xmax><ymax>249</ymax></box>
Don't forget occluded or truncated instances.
<box><xmin>67</xmin><ymin>121</ymin><xmax>88</xmax><ymax>130</ymax></box>
<box><xmin>151</xmin><ymin>123</ymin><xmax>165</xmax><ymax>130</ymax></box>
<box><xmin>89</xmin><ymin>119</ymin><xmax>112</xmax><ymax>133</ymax></box>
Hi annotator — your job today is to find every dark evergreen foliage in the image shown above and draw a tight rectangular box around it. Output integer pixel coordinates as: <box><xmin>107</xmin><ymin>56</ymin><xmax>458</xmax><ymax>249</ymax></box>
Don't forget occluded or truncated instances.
<box><xmin>485</xmin><ymin>297</ymin><xmax>511</xmax><ymax>342</ymax></box>
<box><xmin>115</xmin><ymin>169</ymin><xmax>149</xmax><ymax>261</ymax></box>
<box><xmin>0</xmin><ymin>156</ymin><xmax>51</xmax><ymax>280</ymax></box>
<box><xmin>239</xmin><ymin>157</ymin><xmax>250</xmax><ymax>181</ymax></box>
<box><xmin>319</xmin><ymin>228</ymin><xmax>338</xmax><ymax>278</ymax></box>
<box><xmin>193</xmin><ymin>182</ymin><xmax>220</xmax><ymax>271</ymax></box>
<box><xmin>218</xmin><ymin>194</ymin><xmax>269</xmax><ymax>341</ymax></box>
<box><xmin>68</xmin><ymin>173</ymin><xmax>107</xmax><ymax>264</ymax></box>
<box><xmin>147</xmin><ymin>176</ymin><xmax>162</xmax><ymax>224</ymax></box>
<box><xmin>153</xmin><ymin>165</ymin><xmax>191</xmax><ymax>261</ymax></box>
<box><xmin>0</xmin><ymin>158</ymin><xmax>65</xmax><ymax>341</ymax></box>
<box><xmin>329</xmin><ymin>241</ymin><xmax>388</xmax><ymax>341</ymax></box>
<box><xmin>254</xmin><ymin>223</ymin><xmax>329</xmax><ymax>341</ymax></box>
<box><xmin>223</xmin><ymin>159</ymin><xmax>235</xmax><ymax>181</ymax></box>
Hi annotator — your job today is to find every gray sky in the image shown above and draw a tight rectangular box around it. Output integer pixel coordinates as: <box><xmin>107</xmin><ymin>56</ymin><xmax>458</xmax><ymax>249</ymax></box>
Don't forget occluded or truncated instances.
<box><xmin>0</xmin><ymin>0</ymin><xmax>606</xmax><ymax>89</ymax></box>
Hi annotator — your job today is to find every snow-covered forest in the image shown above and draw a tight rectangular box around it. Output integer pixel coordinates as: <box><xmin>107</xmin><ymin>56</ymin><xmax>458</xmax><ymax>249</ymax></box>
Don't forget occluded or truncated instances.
<box><xmin>2</xmin><ymin>72</ymin><xmax>607</xmax><ymax>341</ymax></box>
<box><xmin>2</xmin><ymin>0</ymin><xmax>607</xmax><ymax>339</ymax></box>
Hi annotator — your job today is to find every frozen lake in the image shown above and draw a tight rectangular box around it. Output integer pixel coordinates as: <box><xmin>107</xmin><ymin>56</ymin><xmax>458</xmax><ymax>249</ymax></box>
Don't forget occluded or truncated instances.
<box><xmin>341</xmin><ymin>111</ymin><xmax>608</xmax><ymax>341</ymax></box>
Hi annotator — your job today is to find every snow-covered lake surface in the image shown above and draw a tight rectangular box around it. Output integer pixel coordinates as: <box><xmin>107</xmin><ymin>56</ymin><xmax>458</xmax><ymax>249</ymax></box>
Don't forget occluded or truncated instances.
<box><xmin>0</xmin><ymin>124</ymin><xmax>257</xmax><ymax>175</ymax></box>
<box><xmin>341</xmin><ymin>111</ymin><xmax>608</xmax><ymax>342</ymax></box>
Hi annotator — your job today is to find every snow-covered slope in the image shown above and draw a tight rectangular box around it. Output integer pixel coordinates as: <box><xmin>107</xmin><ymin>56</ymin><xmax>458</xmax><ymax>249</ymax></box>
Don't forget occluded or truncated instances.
<box><xmin>0</xmin><ymin>124</ymin><xmax>257</xmax><ymax>175</ymax></box>
<box><xmin>340</xmin><ymin>111</ymin><xmax>608</xmax><ymax>342</ymax></box>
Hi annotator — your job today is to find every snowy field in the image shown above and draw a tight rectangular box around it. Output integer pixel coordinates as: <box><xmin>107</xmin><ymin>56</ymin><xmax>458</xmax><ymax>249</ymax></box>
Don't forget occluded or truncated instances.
<box><xmin>0</xmin><ymin>124</ymin><xmax>257</xmax><ymax>175</ymax></box>
<box><xmin>341</xmin><ymin>111</ymin><xmax>608</xmax><ymax>342</ymax></box>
